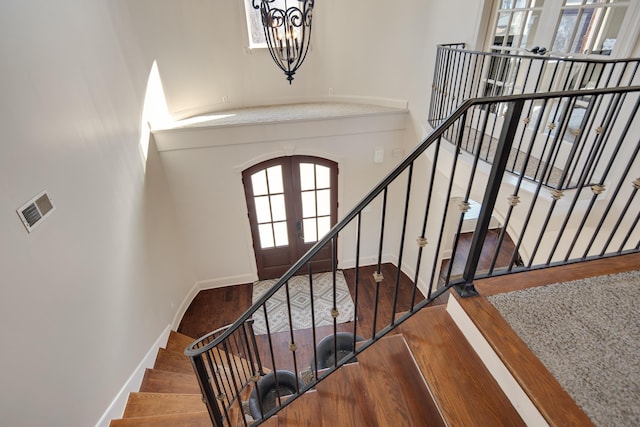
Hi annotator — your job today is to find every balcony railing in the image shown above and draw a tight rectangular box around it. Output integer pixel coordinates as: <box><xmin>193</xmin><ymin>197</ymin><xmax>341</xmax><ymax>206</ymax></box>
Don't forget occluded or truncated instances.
<box><xmin>186</xmin><ymin>85</ymin><xmax>640</xmax><ymax>426</ymax></box>
<box><xmin>430</xmin><ymin>43</ymin><xmax>640</xmax><ymax>190</ymax></box>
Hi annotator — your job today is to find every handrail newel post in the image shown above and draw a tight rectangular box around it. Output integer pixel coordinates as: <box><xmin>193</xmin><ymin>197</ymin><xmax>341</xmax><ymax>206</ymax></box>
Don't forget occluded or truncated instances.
<box><xmin>191</xmin><ymin>354</ymin><xmax>225</xmax><ymax>427</ymax></box>
<box><xmin>456</xmin><ymin>99</ymin><xmax>526</xmax><ymax>298</ymax></box>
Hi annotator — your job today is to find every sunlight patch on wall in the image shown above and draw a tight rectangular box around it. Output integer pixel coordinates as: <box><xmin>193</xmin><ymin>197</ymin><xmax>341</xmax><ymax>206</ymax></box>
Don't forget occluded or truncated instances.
<box><xmin>139</xmin><ymin>61</ymin><xmax>170</xmax><ymax>167</ymax></box>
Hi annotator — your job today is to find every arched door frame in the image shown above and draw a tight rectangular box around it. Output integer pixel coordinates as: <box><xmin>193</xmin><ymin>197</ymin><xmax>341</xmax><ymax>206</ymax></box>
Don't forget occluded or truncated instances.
<box><xmin>241</xmin><ymin>154</ymin><xmax>339</xmax><ymax>280</ymax></box>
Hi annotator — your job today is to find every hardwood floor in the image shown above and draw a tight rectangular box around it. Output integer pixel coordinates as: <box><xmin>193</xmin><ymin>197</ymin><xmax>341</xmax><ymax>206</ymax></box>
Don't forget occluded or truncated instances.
<box><xmin>177</xmin><ymin>231</ymin><xmax>520</xmax><ymax>343</ymax></box>
<box><xmin>178</xmin><ymin>283</ymin><xmax>253</xmax><ymax>340</ymax></box>
<box><xmin>177</xmin><ymin>233</ymin><xmax>519</xmax><ymax>373</ymax></box>
<box><xmin>170</xmin><ymin>252</ymin><xmax>640</xmax><ymax>426</ymax></box>
<box><xmin>474</xmin><ymin>251</ymin><xmax>640</xmax><ymax>296</ymax></box>
<box><xmin>440</xmin><ymin>229</ymin><xmax>520</xmax><ymax>282</ymax></box>
<box><xmin>178</xmin><ymin>263</ymin><xmax>427</xmax><ymax>372</ymax></box>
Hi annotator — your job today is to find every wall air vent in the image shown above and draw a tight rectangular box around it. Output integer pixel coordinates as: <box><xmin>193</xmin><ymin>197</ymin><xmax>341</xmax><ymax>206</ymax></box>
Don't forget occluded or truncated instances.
<box><xmin>17</xmin><ymin>191</ymin><xmax>55</xmax><ymax>233</ymax></box>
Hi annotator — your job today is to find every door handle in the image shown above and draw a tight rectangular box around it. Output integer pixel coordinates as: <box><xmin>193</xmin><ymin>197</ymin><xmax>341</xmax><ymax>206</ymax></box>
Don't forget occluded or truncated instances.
<box><xmin>529</xmin><ymin>46</ymin><xmax>547</xmax><ymax>55</ymax></box>
<box><xmin>296</xmin><ymin>220</ymin><xmax>304</xmax><ymax>240</ymax></box>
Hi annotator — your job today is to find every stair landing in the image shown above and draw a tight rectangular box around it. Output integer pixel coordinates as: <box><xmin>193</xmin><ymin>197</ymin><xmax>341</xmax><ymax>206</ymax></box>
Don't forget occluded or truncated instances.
<box><xmin>397</xmin><ymin>305</ymin><xmax>525</xmax><ymax>426</ymax></box>
<box><xmin>271</xmin><ymin>334</ymin><xmax>445</xmax><ymax>427</ymax></box>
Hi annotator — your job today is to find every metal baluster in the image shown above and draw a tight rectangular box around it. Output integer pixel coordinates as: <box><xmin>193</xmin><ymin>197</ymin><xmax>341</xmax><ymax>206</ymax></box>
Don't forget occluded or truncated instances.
<box><xmin>372</xmin><ymin>187</ymin><xmax>388</xmax><ymax>338</ymax></box>
<box><xmin>584</xmin><ymin>97</ymin><xmax>640</xmax><ymax>257</ymax></box>
<box><xmin>429</xmin><ymin>120</ymin><xmax>463</xmax><ymax>290</ymax></box>
<box><xmin>391</xmin><ymin>163</ymin><xmax>414</xmax><ymax>324</ymax></box>
<box><xmin>308</xmin><ymin>263</ymin><xmax>318</xmax><ymax>381</ymax></box>
<box><xmin>352</xmin><ymin>213</ymin><xmax>362</xmax><ymax>353</ymax></box>
<box><xmin>191</xmin><ymin>354</ymin><xmax>225</xmax><ymax>427</ymax></box>
<box><xmin>489</xmin><ymin>98</ymin><xmax>548</xmax><ymax>274</ymax></box>
<box><xmin>449</xmin><ymin>111</ymin><xmax>486</xmax><ymax>285</ymax></box>
<box><xmin>283</xmin><ymin>280</ymin><xmax>300</xmax><ymax>396</ymax></box>
<box><xmin>413</xmin><ymin>138</ymin><xmax>440</xmax><ymax>303</ymax></box>
<box><xmin>547</xmin><ymin>93</ymin><xmax>623</xmax><ymax>264</ymax></box>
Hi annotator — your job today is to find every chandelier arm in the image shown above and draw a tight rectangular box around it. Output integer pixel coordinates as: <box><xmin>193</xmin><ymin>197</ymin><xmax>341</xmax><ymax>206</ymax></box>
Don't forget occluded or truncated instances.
<box><xmin>256</xmin><ymin>0</ymin><xmax>314</xmax><ymax>83</ymax></box>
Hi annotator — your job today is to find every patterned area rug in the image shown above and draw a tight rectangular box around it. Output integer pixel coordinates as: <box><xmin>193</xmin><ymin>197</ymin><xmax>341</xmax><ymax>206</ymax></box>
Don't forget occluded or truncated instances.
<box><xmin>251</xmin><ymin>271</ymin><xmax>355</xmax><ymax>335</ymax></box>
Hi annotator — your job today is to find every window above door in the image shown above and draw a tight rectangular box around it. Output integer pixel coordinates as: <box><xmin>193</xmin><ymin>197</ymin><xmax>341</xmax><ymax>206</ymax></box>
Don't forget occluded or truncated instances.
<box><xmin>488</xmin><ymin>0</ymin><xmax>635</xmax><ymax>58</ymax></box>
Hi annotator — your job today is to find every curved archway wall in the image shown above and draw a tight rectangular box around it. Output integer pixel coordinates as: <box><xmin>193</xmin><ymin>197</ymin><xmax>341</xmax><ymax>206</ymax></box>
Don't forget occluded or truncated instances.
<box><xmin>125</xmin><ymin>0</ymin><xmax>487</xmax><ymax>138</ymax></box>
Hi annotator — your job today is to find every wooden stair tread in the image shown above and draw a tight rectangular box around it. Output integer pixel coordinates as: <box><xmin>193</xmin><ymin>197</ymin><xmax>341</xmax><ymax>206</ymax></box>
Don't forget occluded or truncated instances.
<box><xmin>139</xmin><ymin>368</ymin><xmax>199</xmax><ymax>394</ymax></box>
<box><xmin>259</xmin><ymin>415</ymin><xmax>279</xmax><ymax>426</ymax></box>
<box><xmin>315</xmin><ymin>363</ymin><xmax>369</xmax><ymax>426</ymax></box>
<box><xmin>454</xmin><ymin>292</ymin><xmax>595</xmax><ymax>426</ymax></box>
<box><xmin>166</xmin><ymin>330</ymin><xmax>196</xmax><ymax>354</ymax></box>
<box><xmin>122</xmin><ymin>392</ymin><xmax>205</xmax><ymax>418</ymax></box>
<box><xmin>109</xmin><ymin>411</ymin><xmax>210</xmax><ymax>426</ymax></box>
<box><xmin>398</xmin><ymin>305</ymin><xmax>526</xmax><ymax>427</ymax></box>
<box><xmin>273</xmin><ymin>390</ymin><xmax>320</xmax><ymax>427</ymax></box>
<box><xmin>154</xmin><ymin>348</ymin><xmax>193</xmax><ymax>375</ymax></box>
<box><xmin>357</xmin><ymin>334</ymin><xmax>446</xmax><ymax>426</ymax></box>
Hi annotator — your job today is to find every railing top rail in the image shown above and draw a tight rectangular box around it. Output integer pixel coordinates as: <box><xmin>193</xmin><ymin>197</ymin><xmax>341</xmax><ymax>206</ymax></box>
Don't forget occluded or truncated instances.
<box><xmin>437</xmin><ymin>42</ymin><xmax>640</xmax><ymax>65</ymax></box>
<box><xmin>185</xmin><ymin>84</ymin><xmax>640</xmax><ymax>357</ymax></box>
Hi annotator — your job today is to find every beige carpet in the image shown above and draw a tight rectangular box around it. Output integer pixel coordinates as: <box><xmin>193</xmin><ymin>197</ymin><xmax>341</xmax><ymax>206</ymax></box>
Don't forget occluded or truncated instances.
<box><xmin>488</xmin><ymin>270</ymin><xmax>640</xmax><ymax>426</ymax></box>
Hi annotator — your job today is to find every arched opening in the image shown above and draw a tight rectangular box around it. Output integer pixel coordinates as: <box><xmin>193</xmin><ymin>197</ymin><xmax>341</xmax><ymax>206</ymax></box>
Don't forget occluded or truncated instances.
<box><xmin>242</xmin><ymin>156</ymin><xmax>338</xmax><ymax>279</ymax></box>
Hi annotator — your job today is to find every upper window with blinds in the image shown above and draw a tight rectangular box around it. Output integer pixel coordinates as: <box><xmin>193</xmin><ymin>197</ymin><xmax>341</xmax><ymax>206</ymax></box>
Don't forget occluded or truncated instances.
<box><xmin>552</xmin><ymin>0</ymin><xmax>629</xmax><ymax>55</ymax></box>
<box><xmin>492</xmin><ymin>0</ymin><xmax>545</xmax><ymax>51</ymax></box>
<box><xmin>243</xmin><ymin>0</ymin><xmax>291</xmax><ymax>49</ymax></box>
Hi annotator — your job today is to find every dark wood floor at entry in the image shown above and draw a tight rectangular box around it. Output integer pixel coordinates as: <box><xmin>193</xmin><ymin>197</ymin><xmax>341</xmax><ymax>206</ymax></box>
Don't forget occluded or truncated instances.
<box><xmin>440</xmin><ymin>230</ymin><xmax>520</xmax><ymax>282</ymax></box>
<box><xmin>178</xmin><ymin>231</ymin><xmax>520</xmax><ymax>341</ymax></box>
<box><xmin>177</xmin><ymin>231</ymin><xmax>520</xmax><ymax>372</ymax></box>
<box><xmin>178</xmin><ymin>263</ymin><xmax>426</xmax><ymax>372</ymax></box>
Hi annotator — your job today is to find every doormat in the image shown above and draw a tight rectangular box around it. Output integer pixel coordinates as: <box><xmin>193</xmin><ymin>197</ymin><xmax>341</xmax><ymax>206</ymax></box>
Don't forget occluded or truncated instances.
<box><xmin>251</xmin><ymin>271</ymin><xmax>355</xmax><ymax>335</ymax></box>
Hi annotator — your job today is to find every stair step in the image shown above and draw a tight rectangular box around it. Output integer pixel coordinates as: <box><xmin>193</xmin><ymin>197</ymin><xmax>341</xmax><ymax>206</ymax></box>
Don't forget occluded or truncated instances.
<box><xmin>357</xmin><ymin>334</ymin><xmax>446</xmax><ymax>426</ymax></box>
<box><xmin>453</xmin><ymin>291</ymin><xmax>595</xmax><ymax>426</ymax></box>
<box><xmin>398</xmin><ymin>305</ymin><xmax>526</xmax><ymax>426</ymax></box>
<box><xmin>139</xmin><ymin>368</ymin><xmax>199</xmax><ymax>394</ymax></box>
<box><xmin>273</xmin><ymin>390</ymin><xmax>320</xmax><ymax>427</ymax></box>
<box><xmin>109</xmin><ymin>411</ymin><xmax>210</xmax><ymax>426</ymax></box>
<box><xmin>260</xmin><ymin>415</ymin><xmax>279</xmax><ymax>426</ymax></box>
<box><xmin>165</xmin><ymin>330</ymin><xmax>196</xmax><ymax>354</ymax></box>
<box><xmin>316</xmin><ymin>363</ymin><xmax>369</xmax><ymax>426</ymax></box>
<box><xmin>154</xmin><ymin>348</ymin><xmax>193</xmax><ymax>375</ymax></box>
<box><xmin>122</xmin><ymin>392</ymin><xmax>205</xmax><ymax>418</ymax></box>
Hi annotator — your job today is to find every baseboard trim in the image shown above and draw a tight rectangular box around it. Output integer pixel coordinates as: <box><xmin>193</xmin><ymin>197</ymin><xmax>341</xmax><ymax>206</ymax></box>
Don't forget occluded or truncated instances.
<box><xmin>446</xmin><ymin>296</ymin><xmax>548</xmax><ymax>426</ymax></box>
<box><xmin>95</xmin><ymin>324</ymin><xmax>172</xmax><ymax>427</ymax></box>
<box><xmin>197</xmin><ymin>273</ymin><xmax>256</xmax><ymax>290</ymax></box>
<box><xmin>172</xmin><ymin>274</ymin><xmax>256</xmax><ymax>329</ymax></box>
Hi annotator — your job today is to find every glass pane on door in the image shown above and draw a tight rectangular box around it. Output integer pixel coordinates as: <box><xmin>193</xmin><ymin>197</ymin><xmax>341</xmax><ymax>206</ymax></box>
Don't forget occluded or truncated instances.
<box><xmin>251</xmin><ymin>165</ymin><xmax>289</xmax><ymax>249</ymax></box>
<box><xmin>299</xmin><ymin>163</ymin><xmax>332</xmax><ymax>244</ymax></box>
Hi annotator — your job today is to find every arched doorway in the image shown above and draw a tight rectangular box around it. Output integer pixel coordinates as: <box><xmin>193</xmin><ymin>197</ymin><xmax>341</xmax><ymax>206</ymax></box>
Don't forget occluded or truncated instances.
<box><xmin>242</xmin><ymin>156</ymin><xmax>338</xmax><ymax>280</ymax></box>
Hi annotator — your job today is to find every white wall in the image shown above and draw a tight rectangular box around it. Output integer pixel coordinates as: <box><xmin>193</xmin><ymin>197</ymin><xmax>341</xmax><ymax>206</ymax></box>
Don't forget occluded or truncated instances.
<box><xmin>123</xmin><ymin>0</ymin><xmax>486</xmax><ymax>141</ymax></box>
<box><xmin>0</xmin><ymin>1</ymin><xmax>194</xmax><ymax>426</ymax></box>
<box><xmin>155</xmin><ymin>113</ymin><xmax>409</xmax><ymax>283</ymax></box>
<box><xmin>0</xmin><ymin>0</ymin><xmax>490</xmax><ymax>425</ymax></box>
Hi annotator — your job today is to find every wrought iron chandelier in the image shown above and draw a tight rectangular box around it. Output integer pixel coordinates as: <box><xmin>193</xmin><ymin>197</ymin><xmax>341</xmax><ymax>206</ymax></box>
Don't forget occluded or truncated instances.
<box><xmin>252</xmin><ymin>0</ymin><xmax>315</xmax><ymax>84</ymax></box>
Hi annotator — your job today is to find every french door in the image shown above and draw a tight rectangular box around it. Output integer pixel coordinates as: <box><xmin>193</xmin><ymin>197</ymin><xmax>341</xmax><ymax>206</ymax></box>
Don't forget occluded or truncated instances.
<box><xmin>487</xmin><ymin>0</ymin><xmax>636</xmax><ymax>59</ymax></box>
<box><xmin>242</xmin><ymin>156</ymin><xmax>338</xmax><ymax>280</ymax></box>
<box><xmin>481</xmin><ymin>0</ymin><xmax>638</xmax><ymax>186</ymax></box>
<box><xmin>484</xmin><ymin>0</ymin><xmax>637</xmax><ymax>102</ymax></box>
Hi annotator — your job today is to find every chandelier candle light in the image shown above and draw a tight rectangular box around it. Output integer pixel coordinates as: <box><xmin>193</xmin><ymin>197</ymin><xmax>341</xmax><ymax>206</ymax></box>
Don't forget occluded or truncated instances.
<box><xmin>252</xmin><ymin>0</ymin><xmax>315</xmax><ymax>84</ymax></box>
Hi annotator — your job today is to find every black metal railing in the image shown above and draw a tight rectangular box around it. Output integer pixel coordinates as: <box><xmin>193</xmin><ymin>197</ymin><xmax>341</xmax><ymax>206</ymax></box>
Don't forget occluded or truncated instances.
<box><xmin>430</xmin><ymin>43</ymin><xmax>640</xmax><ymax>190</ymax></box>
<box><xmin>186</xmin><ymin>85</ymin><xmax>640</xmax><ymax>426</ymax></box>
